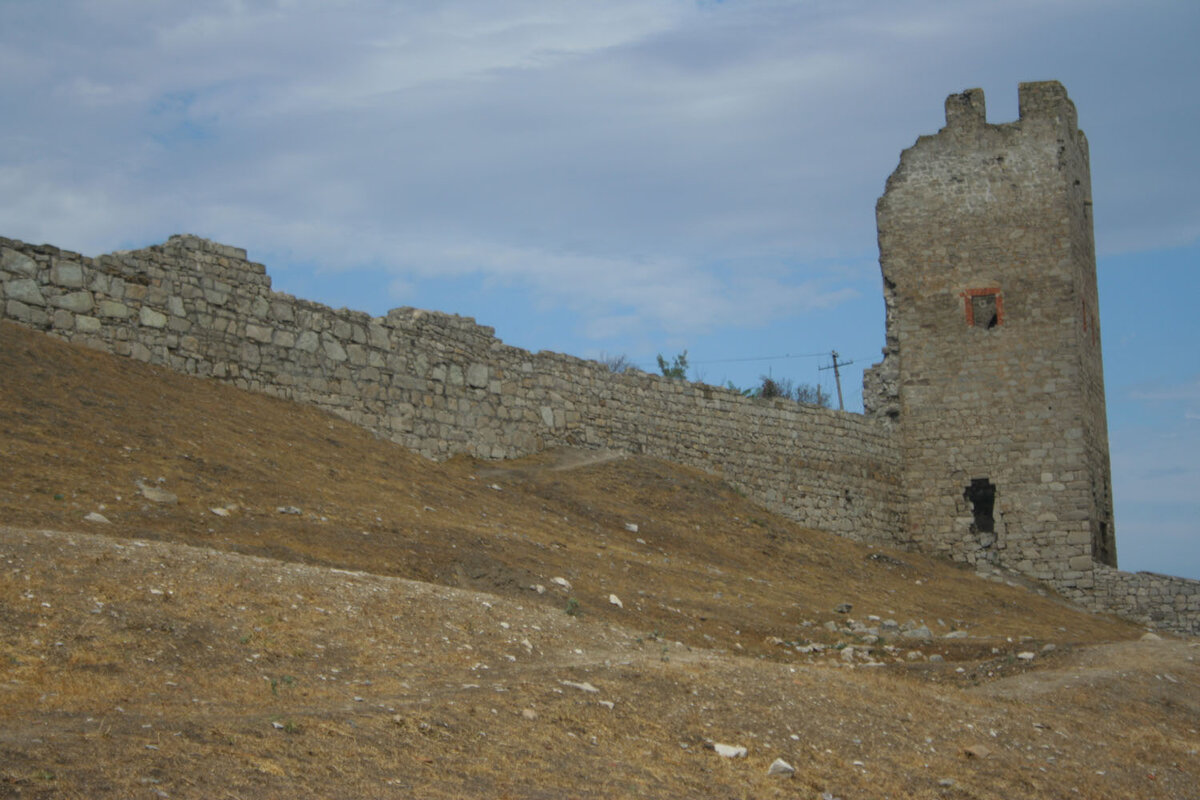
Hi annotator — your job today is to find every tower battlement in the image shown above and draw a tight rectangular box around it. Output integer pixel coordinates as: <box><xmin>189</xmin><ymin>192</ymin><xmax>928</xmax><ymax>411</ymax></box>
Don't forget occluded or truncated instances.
<box><xmin>944</xmin><ymin>87</ymin><xmax>986</xmax><ymax>128</ymax></box>
<box><xmin>1018</xmin><ymin>79</ymin><xmax>1078</xmax><ymax>130</ymax></box>
<box><xmin>942</xmin><ymin>81</ymin><xmax>1079</xmax><ymax>133</ymax></box>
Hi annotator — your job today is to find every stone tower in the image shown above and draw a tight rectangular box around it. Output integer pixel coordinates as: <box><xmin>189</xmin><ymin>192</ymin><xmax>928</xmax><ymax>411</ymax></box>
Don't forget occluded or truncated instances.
<box><xmin>864</xmin><ymin>81</ymin><xmax>1116</xmax><ymax>590</ymax></box>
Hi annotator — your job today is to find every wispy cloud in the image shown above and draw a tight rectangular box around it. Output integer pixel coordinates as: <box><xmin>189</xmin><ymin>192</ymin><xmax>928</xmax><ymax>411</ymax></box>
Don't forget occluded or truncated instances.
<box><xmin>1129</xmin><ymin>376</ymin><xmax>1200</xmax><ymax>403</ymax></box>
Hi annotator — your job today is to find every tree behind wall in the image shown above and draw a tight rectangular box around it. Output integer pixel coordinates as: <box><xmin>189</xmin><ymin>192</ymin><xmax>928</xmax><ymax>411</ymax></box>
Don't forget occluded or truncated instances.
<box><xmin>656</xmin><ymin>351</ymin><xmax>689</xmax><ymax>380</ymax></box>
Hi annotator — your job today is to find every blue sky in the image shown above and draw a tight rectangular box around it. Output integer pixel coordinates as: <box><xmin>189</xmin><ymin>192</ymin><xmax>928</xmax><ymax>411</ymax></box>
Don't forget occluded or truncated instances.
<box><xmin>1</xmin><ymin>1</ymin><xmax>1197</xmax><ymax>578</ymax></box>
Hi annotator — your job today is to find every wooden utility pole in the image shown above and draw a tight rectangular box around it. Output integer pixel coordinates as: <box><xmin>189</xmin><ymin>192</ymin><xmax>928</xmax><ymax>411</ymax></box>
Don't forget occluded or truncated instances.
<box><xmin>819</xmin><ymin>350</ymin><xmax>853</xmax><ymax>411</ymax></box>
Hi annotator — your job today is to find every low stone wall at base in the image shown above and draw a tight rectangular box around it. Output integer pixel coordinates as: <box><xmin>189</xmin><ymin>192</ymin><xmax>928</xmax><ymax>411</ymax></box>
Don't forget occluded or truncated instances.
<box><xmin>1070</xmin><ymin>566</ymin><xmax>1200</xmax><ymax>636</ymax></box>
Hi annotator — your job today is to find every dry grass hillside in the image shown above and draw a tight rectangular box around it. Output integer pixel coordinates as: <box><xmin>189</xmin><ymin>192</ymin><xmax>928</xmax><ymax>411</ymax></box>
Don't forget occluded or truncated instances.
<box><xmin>1</xmin><ymin>319</ymin><xmax>1197</xmax><ymax>799</ymax></box>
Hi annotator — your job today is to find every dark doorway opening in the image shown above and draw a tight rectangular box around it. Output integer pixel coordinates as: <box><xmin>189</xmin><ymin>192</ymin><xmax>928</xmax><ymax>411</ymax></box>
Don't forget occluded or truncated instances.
<box><xmin>963</xmin><ymin>478</ymin><xmax>996</xmax><ymax>536</ymax></box>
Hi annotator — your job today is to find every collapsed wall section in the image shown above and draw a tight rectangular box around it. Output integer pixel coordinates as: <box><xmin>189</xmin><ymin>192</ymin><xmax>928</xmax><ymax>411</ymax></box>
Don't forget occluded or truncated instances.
<box><xmin>0</xmin><ymin>233</ymin><xmax>901</xmax><ymax>544</ymax></box>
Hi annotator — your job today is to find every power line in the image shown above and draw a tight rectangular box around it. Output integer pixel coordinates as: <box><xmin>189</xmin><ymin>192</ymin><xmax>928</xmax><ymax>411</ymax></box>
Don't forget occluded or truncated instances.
<box><xmin>819</xmin><ymin>350</ymin><xmax>854</xmax><ymax>411</ymax></box>
<box><xmin>691</xmin><ymin>351</ymin><xmax>828</xmax><ymax>365</ymax></box>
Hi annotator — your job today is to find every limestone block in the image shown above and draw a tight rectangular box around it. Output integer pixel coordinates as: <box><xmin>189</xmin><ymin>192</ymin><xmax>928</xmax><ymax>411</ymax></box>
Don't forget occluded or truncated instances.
<box><xmin>1</xmin><ymin>247</ymin><xmax>37</xmax><ymax>276</ymax></box>
<box><xmin>321</xmin><ymin>335</ymin><xmax>348</xmax><ymax>362</ymax></box>
<box><xmin>97</xmin><ymin>300</ymin><xmax>129</xmax><ymax>318</ymax></box>
<box><xmin>49</xmin><ymin>259</ymin><xmax>85</xmax><ymax>288</ymax></box>
<box><xmin>367</xmin><ymin>322</ymin><xmax>390</xmax><ymax>349</ymax></box>
<box><xmin>6</xmin><ymin>278</ymin><xmax>45</xmax><ymax>306</ymax></box>
<box><xmin>1069</xmin><ymin>555</ymin><xmax>1094</xmax><ymax>571</ymax></box>
<box><xmin>295</xmin><ymin>330</ymin><xmax>319</xmax><ymax>353</ymax></box>
<box><xmin>245</xmin><ymin>323</ymin><xmax>273</xmax><ymax>343</ymax></box>
<box><xmin>75</xmin><ymin>315</ymin><xmax>101</xmax><ymax>333</ymax></box>
<box><xmin>270</xmin><ymin>300</ymin><xmax>295</xmax><ymax>322</ymax></box>
<box><xmin>86</xmin><ymin>272</ymin><xmax>110</xmax><ymax>294</ymax></box>
<box><xmin>139</xmin><ymin>306</ymin><xmax>168</xmax><ymax>328</ymax></box>
<box><xmin>50</xmin><ymin>291</ymin><xmax>94</xmax><ymax>313</ymax></box>
<box><xmin>466</xmin><ymin>363</ymin><xmax>488</xmax><ymax>389</ymax></box>
<box><xmin>167</xmin><ymin>296</ymin><xmax>186</xmax><ymax>316</ymax></box>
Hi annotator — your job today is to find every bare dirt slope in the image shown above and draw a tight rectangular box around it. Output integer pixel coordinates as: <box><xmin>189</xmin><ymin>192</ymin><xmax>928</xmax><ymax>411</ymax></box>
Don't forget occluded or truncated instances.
<box><xmin>1</xmin><ymin>320</ymin><xmax>1197</xmax><ymax>799</ymax></box>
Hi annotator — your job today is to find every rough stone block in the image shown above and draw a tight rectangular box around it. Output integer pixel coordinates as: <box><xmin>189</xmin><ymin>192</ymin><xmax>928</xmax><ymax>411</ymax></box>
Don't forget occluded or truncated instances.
<box><xmin>6</xmin><ymin>278</ymin><xmax>45</xmax><ymax>306</ymax></box>
<box><xmin>367</xmin><ymin>322</ymin><xmax>390</xmax><ymax>349</ymax></box>
<box><xmin>1068</xmin><ymin>555</ymin><xmax>1094</xmax><ymax>571</ymax></box>
<box><xmin>270</xmin><ymin>300</ymin><xmax>295</xmax><ymax>322</ymax></box>
<box><xmin>245</xmin><ymin>323</ymin><xmax>273</xmax><ymax>343</ymax></box>
<box><xmin>75</xmin><ymin>315</ymin><xmax>101</xmax><ymax>333</ymax></box>
<box><xmin>467</xmin><ymin>363</ymin><xmax>488</xmax><ymax>388</ymax></box>
<box><xmin>295</xmin><ymin>330</ymin><xmax>319</xmax><ymax>353</ymax></box>
<box><xmin>97</xmin><ymin>300</ymin><xmax>129</xmax><ymax>318</ymax></box>
<box><xmin>50</xmin><ymin>291</ymin><xmax>94</xmax><ymax>313</ymax></box>
<box><xmin>139</xmin><ymin>306</ymin><xmax>168</xmax><ymax>328</ymax></box>
<box><xmin>321</xmin><ymin>336</ymin><xmax>348</xmax><ymax>362</ymax></box>
<box><xmin>1</xmin><ymin>247</ymin><xmax>38</xmax><ymax>276</ymax></box>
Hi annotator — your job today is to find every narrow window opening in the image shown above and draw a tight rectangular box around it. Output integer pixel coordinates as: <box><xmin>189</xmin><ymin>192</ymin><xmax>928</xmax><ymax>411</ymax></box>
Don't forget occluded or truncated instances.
<box><xmin>963</xmin><ymin>288</ymin><xmax>1003</xmax><ymax>328</ymax></box>
<box><xmin>963</xmin><ymin>478</ymin><xmax>997</xmax><ymax>548</ymax></box>
<box><xmin>972</xmin><ymin>294</ymin><xmax>998</xmax><ymax>328</ymax></box>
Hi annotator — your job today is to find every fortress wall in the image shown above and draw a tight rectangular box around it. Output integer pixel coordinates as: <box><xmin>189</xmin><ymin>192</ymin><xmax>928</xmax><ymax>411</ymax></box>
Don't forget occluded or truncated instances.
<box><xmin>1077</xmin><ymin>567</ymin><xmax>1200</xmax><ymax>636</ymax></box>
<box><xmin>0</xmin><ymin>233</ymin><xmax>902</xmax><ymax>545</ymax></box>
<box><xmin>4</xmin><ymin>85</ymin><xmax>1195</xmax><ymax>636</ymax></box>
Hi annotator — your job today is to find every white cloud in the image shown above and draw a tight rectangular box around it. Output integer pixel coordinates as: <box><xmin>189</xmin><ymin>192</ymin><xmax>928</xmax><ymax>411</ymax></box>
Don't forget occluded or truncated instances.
<box><xmin>1129</xmin><ymin>376</ymin><xmax>1200</xmax><ymax>403</ymax></box>
<box><xmin>1111</xmin><ymin>424</ymin><xmax>1200</xmax><ymax>506</ymax></box>
<box><xmin>1</xmin><ymin>0</ymin><xmax>1197</xmax><ymax>344</ymax></box>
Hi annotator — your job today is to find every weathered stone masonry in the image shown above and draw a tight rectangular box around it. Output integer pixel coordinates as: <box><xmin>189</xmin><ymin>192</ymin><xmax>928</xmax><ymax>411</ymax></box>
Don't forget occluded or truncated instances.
<box><xmin>0</xmin><ymin>234</ymin><xmax>901</xmax><ymax>547</ymax></box>
<box><xmin>2</xmin><ymin>81</ymin><xmax>1197</xmax><ymax>633</ymax></box>
<box><xmin>863</xmin><ymin>81</ymin><xmax>1197</xmax><ymax>633</ymax></box>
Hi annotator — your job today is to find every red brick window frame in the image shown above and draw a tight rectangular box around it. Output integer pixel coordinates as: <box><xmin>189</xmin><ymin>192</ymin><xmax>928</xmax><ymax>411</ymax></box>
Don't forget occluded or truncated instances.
<box><xmin>962</xmin><ymin>287</ymin><xmax>1003</xmax><ymax>328</ymax></box>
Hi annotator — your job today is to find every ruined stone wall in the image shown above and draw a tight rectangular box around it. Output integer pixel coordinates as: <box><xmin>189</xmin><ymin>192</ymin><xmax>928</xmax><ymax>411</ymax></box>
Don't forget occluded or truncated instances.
<box><xmin>0</xmin><ymin>233</ymin><xmax>901</xmax><ymax>544</ymax></box>
<box><xmin>866</xmin><ymin>82</ymin><xmax>1116</xmax><ymax>591</ymax></box>
<box><xmin>1078</xmin><ymin>567</ymin><xmax>1200</xmax><ymax>636</ymax></box>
